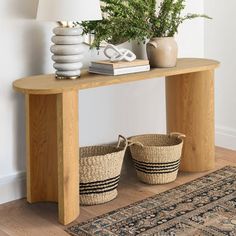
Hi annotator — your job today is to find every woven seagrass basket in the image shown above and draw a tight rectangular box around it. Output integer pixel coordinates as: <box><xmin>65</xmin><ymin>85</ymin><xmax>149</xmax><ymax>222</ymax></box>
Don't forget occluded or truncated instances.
<box><xmin>79</xmin><ymin>135</ymin><xmax>127</xmax><ymax>206</ymax></box>
<box><xmin>129</xmin><ymin>133</ymin><xmax>185</xmax><ymax>185</ymax></box>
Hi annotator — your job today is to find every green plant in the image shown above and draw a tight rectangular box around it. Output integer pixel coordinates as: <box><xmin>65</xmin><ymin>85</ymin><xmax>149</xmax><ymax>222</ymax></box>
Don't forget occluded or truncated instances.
<box><xmin>151</xmin><ymin>0</ymin><xmax>211</xmax><ymax>37</ymax></box>
<box><xmin>79</xmin><ymin>0</ymin><xmax>155</xmax><ymax>49</ymax></box>
<box><xmin>79</xmin><ymin>0</ymin><xmax>211</xmax><ymax>49</ymax></box>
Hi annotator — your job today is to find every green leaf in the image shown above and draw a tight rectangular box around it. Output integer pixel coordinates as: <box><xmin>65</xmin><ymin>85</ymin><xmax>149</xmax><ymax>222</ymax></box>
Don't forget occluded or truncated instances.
<box><xmin>75</xmin><ymin>0</ymin><xmax>211</xmax><ymax>48</ymax></box>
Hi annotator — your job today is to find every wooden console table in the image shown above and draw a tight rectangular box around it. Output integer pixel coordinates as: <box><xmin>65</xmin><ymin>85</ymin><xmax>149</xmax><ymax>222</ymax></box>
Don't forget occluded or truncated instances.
<box><xmin>13</xmin><ymin>58</ymin><xmax>219</xmax><ymax>225</ymax></box>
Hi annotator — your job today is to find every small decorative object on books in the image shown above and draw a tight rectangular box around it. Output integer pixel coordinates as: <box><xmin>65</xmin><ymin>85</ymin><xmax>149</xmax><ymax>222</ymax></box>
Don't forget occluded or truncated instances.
<box><xmin>104</xmin><ymin>44</ymin><xmax>136</xmax><ymax>62</ymax></box>
<box><xmin>89</xmin><ymin>59</ymin><xmax>150</xmax><ymax>76</ymax></box>
<box><xmin>89</xmin><ymin>44</ymin><xmax>149</xmax><ymax>76</ymax></box>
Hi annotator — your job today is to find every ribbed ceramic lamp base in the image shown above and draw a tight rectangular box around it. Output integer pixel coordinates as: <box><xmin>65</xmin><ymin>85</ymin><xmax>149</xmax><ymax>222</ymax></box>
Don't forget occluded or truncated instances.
<box><xmin>51</xmin><ymin>26</ymin><xmax>84</xmax><ymax>80</ymax></box>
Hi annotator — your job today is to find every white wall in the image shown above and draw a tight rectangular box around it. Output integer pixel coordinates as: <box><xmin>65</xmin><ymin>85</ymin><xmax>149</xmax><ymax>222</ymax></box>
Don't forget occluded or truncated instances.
<box><xmin>0</xmin><ymin>0</ymin><xmax>204</xmax><ymax>204</ymax></box>
<box><xmin>205</xmin><ymin>0</ymin><xmax>236</xmax><ymax>150</ymax></box>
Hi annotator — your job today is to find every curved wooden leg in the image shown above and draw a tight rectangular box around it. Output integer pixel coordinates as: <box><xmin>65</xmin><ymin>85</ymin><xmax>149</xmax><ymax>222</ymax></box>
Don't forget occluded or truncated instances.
<box><xmin>57</xmin><ymin>91</ymin><xmax>79</xmax><ymax>225</ymax></box>
<box><xmin>166</xmin><ymin>70</ymin><xmax>215</xmax><ymax>172</ymax></box>
<box><xmin>25</xmin><ymin>91</ymin><xmax>79</xmax><ymax>225</ymax></box>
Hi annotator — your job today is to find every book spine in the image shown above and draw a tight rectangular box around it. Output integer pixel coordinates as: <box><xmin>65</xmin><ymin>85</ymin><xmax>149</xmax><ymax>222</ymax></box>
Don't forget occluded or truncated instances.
<box><xmin>113</xmin><ymin>65</ymin><xmax>150</xmax><ymax>75</ymax></box>
<box><xmin>89</xmin><ymin>65</ymin><xmax>150</xmax><ymax>76</ymax></box>
<box><xmin>91</xmin><ymin>61</ymin><xmax>150</xmax><ymax>70</ymax></box>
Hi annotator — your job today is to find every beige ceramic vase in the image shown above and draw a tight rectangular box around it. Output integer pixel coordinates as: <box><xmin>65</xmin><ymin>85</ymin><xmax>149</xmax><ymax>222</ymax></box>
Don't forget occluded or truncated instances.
<box><xmin>146</xmin><ymin>37</ymin><xmax>178</xmax><ymax>68</ymax></box>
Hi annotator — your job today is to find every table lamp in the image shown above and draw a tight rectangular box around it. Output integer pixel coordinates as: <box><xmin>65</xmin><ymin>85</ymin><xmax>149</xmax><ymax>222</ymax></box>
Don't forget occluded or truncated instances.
<box><xmin>37</xmin><ymin>0</ymin><xmax>102</xmax><ymax>80</ymax></box>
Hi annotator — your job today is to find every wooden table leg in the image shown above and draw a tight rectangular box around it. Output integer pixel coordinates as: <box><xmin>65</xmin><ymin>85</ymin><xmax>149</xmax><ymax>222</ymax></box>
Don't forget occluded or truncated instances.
<box><xmin>57</xmin><ymin>91</ymin><xmax>79</xmax><ymax>225</ymax></box>
<box><xmin>25</xmin><ymin>91</ymin><xmax>79</xmax><ymax>225</ymax></box>
<box><xmin>166</xmin><ymin>70</ymin><xmax>215</xmax><ymax>172</ymax></box>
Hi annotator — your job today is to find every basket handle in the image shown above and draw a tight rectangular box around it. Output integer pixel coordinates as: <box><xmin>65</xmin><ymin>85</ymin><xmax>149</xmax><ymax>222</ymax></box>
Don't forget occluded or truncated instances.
<box><xmin>170</xmin><ymin>132</ymin><xmax>186</xmax><ymax>139</ymax></box>
<box><xmin>116</xmin><ymin>135</ymin><xmax>128</xmax><ymax>149</ymax></box>
<box><xmin>127</xmin><ymin>139</ymin><xmax>144</xmax><ymax>148</ymax></box>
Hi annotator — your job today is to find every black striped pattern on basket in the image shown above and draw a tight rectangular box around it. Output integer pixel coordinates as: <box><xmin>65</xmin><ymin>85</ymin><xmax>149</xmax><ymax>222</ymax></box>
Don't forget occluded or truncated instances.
<box><xmin>80</xmin><ymin>175</ymin><xmax>120</xmax><ymax>195</ymax></box>
<box><xmin>133</xmin><ymin>159</ymin><xmax>180</xmax><ymax>174</ymax></box>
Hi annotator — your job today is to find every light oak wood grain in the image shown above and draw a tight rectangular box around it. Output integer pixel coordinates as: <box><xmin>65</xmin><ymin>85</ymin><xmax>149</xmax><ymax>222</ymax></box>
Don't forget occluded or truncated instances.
<box><xmin>13</xmin><ymin>58</ymin><xmax>219</xmax><ymax>95</ymax></box>
<box><xmin>57</xmin><ymin>91</ymin><xmax>80</xmax><ymax>225</ymax></box>
<box><xmin>0</xmin><ymin>201</ymin><xmax>69</xmax><ymax>236</ymax></box>
<box><xmin>25</xmin><ymin>94</ymin><xmax>58</xmax><ymax>203</ymax></box>
<box><xmin>25</xmin><ymin>92</ymin><xmax>79</xmax><ymax>225</ymax></box>
<box><xmin>13</xmin><ymin>58</ymin><xmax>220</xmax><ymax>225</ymax></box>
<box><xmin>166</xmin><ymin>71</ymin><xmax>215</xmax><ymax>172</ymax></box>
<box><xmin>0</xmin><ymin>148</ymin><xmax>235</xmax><ymax>236</ymax></box>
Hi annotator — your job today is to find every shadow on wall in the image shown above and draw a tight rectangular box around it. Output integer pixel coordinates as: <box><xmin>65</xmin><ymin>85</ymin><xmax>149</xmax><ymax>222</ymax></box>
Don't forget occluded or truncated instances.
<box><xmin>12</xmin><ymin>93</ymin><xmax>26</xmax><ymax>172</ymax></box>
<box><xmin>23</xmin><ymin>23</ymin><xmax>46</xmax><ymax>75</ymax></box>
<box><xmin>4</xmin><ymin>0</ymin><xmax>47</xmax><ymax>173</ymax></box>
<box><xmin>6</xmin><ymin>0</ymin><xmax>46</xmax><ymax>74</ymax></box>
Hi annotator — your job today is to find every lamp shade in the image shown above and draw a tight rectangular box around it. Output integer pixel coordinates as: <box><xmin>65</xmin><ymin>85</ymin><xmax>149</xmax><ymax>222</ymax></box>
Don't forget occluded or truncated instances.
<box><xmin>37</xmin><ymin>0</ymin><xmax>102</xmax><ymax>22</ymax></box>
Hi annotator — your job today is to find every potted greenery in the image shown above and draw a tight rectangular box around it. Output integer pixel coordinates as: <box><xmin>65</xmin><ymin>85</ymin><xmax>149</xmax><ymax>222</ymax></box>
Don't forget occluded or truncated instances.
<box><xmin>146</xmin><ymin>0</ymin><xmax>211</xmax><ymax>68</ymax></box>
<box><xmin>79</xmin><ymin>0</ymin><xmax>211</xmax><ymax>68</ymax></box>
<box><xmin>80</xmin><ymin>0</ymin><xmax>154</xmax><ymax>49</ymax></box>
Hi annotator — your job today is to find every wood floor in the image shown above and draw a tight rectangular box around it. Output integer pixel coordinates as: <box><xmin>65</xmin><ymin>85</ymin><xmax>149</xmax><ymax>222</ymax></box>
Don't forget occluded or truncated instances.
<box><xmin>0</xmin><ymin>147</ymin><xmax>236</xmax><ymax>236</ymax></box>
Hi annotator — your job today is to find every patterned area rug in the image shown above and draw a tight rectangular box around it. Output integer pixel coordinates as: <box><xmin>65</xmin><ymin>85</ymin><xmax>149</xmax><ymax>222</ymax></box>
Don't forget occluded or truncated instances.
<box><xmin>66</xmin><ymin>166</ymin><xmax>236</xmax><ymax>236</ymax></box>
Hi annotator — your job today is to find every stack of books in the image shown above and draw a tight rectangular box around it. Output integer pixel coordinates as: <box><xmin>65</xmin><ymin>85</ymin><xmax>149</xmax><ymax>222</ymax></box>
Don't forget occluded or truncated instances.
<box><xmin>89</xmin><ymin>59</ymin><xmax>150</xmax><ymax>76</ymax></box>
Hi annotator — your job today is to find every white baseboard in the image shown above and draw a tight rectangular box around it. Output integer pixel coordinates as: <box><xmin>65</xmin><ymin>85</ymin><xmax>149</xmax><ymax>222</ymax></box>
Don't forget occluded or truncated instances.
<box><xmin>216</xmin><ymin>126</ymin><xmax>236</xmax><ymax>151</ymax></box>
<box><xmin>0</xmin><ymin>171</ymin><xmax>26</xmax><ymax>204</ymax></box>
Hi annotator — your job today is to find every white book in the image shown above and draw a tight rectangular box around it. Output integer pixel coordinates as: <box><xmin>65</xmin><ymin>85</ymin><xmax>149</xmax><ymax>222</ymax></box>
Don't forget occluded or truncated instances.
<box><xmin>89</xmin><ymin>65</ymin><xmax>150</xmax><ymax>76</ymax></box>
<box><xmin>91</xmin><ymin>59</ymin><xmax>149</xmax><ymax>70</ymax></box>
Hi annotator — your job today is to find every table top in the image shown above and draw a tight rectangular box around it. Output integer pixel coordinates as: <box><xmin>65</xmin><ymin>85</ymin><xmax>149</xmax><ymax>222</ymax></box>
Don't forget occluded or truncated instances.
<box><xmin>13</xmin><ymin>58</ymin><xmax>219</xmax><ymax>95</ymax></box>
